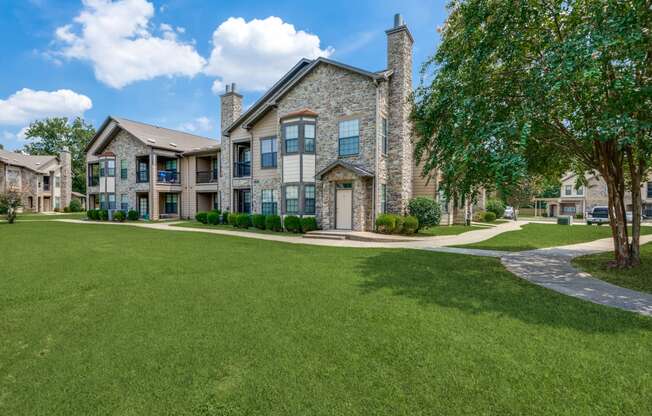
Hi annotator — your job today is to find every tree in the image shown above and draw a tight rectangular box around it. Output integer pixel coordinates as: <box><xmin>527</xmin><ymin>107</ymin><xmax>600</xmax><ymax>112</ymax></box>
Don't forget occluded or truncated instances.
<box><xmin>0</xmin><ymin>190</ymin><xmax>23</xmax><ymax>224</ymax></box>
<box><xmin>412</xmin><ymin>0</ymin><xmax>651</xmax><ymax>268</ymax></box>
<box><xmin>21</xmin><ymin>117</ymin><xmax>95</xmax><ymax>194</ymax></box>
<box><xmin>0</xmin><ymin>143</ymin><xmax>4</xmax><ymax>149</ymax></box>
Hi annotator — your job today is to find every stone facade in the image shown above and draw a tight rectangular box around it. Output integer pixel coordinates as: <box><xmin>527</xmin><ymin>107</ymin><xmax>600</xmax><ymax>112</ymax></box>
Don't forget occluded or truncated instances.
<box><xmin>219</xmin><ymin>86</ymin><xmax>244</xmax><ymax>212</ymax></box>
<box><xmin>59</xmin><ymin>150</ymin><xmax>72</xmax><ymax>208</ymax></box>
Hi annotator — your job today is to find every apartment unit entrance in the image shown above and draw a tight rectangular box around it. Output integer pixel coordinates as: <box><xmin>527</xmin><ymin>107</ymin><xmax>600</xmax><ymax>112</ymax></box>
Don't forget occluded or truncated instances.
<box><xmin>336</xmin><ymin>183</ymin><xmax>353</xmax><ymax>230</ymax></box>
<box><xmin>234</xmin><ymin>189</ymin><xmax>251</xmax><ymax>213</ymax></box>
<box><xmin>137</xmin><ymin>193</ymin><xmax>149</xmax><ymax>219</ymax></box>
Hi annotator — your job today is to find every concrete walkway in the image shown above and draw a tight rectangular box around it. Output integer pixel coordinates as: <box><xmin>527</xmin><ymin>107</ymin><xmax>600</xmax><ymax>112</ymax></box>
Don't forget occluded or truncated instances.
<box><xmin>54</xmin><ymin>218</ymin><xmax>652</xmax><ymax>316</ymax></box>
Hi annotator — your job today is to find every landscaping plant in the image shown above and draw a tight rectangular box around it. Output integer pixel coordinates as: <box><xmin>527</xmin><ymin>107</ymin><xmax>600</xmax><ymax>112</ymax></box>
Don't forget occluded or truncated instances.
<box><xmin>375</xmin><ymin>213</ymin><xmax>397</xmax><ymax>234</ymax></box>
<box><xmin>68</xmin><ymin>199</ymin><xmax>82</xmax><ymax>212</ymax></box>
<box><xmin>300</xmin><ymin>217</ymin><xmax>318</xmax><ymax>232</ymax></box>
<box><xmin>207</xmin><ymin>212</ymin><xmax>220</xmax><ymax>225</ymax></box>
<box><xmin>195</xmin><ymin>212</ymin><xmax>208</xmax><ymax>224</ymax></box>
<box><xmin>253</xmin><ymin>214</ymin><xmax>266</xmax><ymax>230</ymax></box>
<box><xmin>235</xmin><ymin>213</ymin><xmax>251</xmax><ymax>229</ymax></box>
<box><xmin>127</xmin><ymin>210</ymin><xmax>139</xmax><ymax>221</ymax></box>
<box><xmin>227</xmin><ymin>213</ymin><xmax>238</xmax><ymax>227</ymax></box>
<box><xmin>98</xmin><ymin>209</ymin><xmax>108</xmax><ymax>221</ymax></box>
<box><xmin>484</xmin><ymin>211</ymin><xmax>497</xmax><ymax>223</ymax></box>
<box><xmin>0</xmin><ymin>190</ymin><xmax>23</xmax><ymax>224</ymax></box>
<box><xmin>113</xmin><ymin>211</ymin><xmax>126</xmax><ymax>222</ymax></box>
<box><xmin>485</xmin><ymin>199</ymin><xmax>506</xmax><ymax>220</ymax></box>
<box><xmin>265</xmin><ymin>215</ymin><xmax>282</xmax><ymax>232</ymax></box>
<box><xmin>408</xmin><ymin>197</ymin><xmax>441</xmax><ymax>230</ymax></box>
<box><xmin>284</xmin><ymin>215</ymin><xmax>302</xmax><ymax>233</ymax></box>
<box><xmin>402</xmin><ymin>216</ymin><xmax>419</xmax><ymax>235</ymax></box>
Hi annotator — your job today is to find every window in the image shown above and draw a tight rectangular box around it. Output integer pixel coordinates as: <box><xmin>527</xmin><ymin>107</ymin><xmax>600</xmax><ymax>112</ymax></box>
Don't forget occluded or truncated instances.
<box><xmin>381</xmin><ymin>117</ymin><xmax>388</xmax><ymax>155</ymax></box>
<box><xmin>565</xmin><ymin>185</ymin><xmax>572</xmax><ymax>196</ymax></box>
<box><xmin>99</xmin><ymin>163</ymin><xmax>105</xmax><ymax>177</ymax></box>
<box><xmin>99</xmin><ymin>193</ymin><xmax>106</xmax><ymax>209</ymax></box>
<box><xmin>285</xmin><ymin>125</ymin><xmax>299</xmax><ymax>153</ymax></box>
<box><xmin>261</xmin><ymin>137</ymin><xmax>277</xmax><ymax>168</ymax></box>
<box><xmin>648</xmin><ymin>182</ymin><xmax>652</xmax><ymax>198</ymax></box>
<box><xmin>304</xmin><ymin>185</ymin><xmax>315</xmax><ymax>214</ymax></box>
<box><xmin>108</xmin><ymin>193</ymin><xmax>116</xmax><ymax>210</ymax></box>
<box><xmin>576</xmin><ymin>186</ymin><xmax>583</xmax><ymax>196</ymax></box>
<box><xmin>107</xmin><ymin>159</ymin><xmax>116</xmax><ymax>177</ymax></box>
<box><xmin>304</xmin><ymin>124</ymin><xmax>315</xmax><ymax>153</ymax></box>
<box><xmin>89</xmin><ymin>163</ymin><xmax>99</xmax><ymax>186</ymax></box>
<box><xmin>212</xmin><ymin>158</ymin><xmax>219</xmax><ymax>179</ymax></box>
<box><xmin>338</xmin><ymin>119</ymin><xmax>359</xmax><ymax>156</ymax></box>
<box><xmin>137</xmin><ymin>160</ymin><xmax>148</xmax><ymax>183</ymax></box>
<box><xmin>165</xmin><ymin>159</ymin><xmax>178</xmax><ymax>171</ymax></box>
<box><xmin>54</xmin><ymin>176</ymin><xmax>60</xmax><ymax>188</ymax></box>
<box><xmin>165</xmin><ymin>194</ymin><xmax>178</xmax><ymax>214</ymax></box>
<box><xmin>213</xmin><ymin>193</ymin><xmax>220</xmax><ymax>211</ymax></box>
<box><xmin>261</xmin><ymin>189</ymin><xmax>278</xmax><ymax>215</ymax></box>
<box><xmin>381</xmin><ymin>184</ymin><xmax>387</xmax><ymax>213</ymax></box>
<box><xmin>120</xmin><ymin>159</ymin><xmax>128</xmax><ymax>179</ymax></box>
<box><xmin>562</xmin><ymin>204</ymin><xmax>576</xmax><ymax>214</ymax></box>
<box><xmin>120</xmin><ymin>194</ymin><xmax>128</xmax><ymax>211</ymax></box>
<box><xmin>285</xmin><ymin>186</ymin><xmax>299</xmax><ymax>214</ymax></box>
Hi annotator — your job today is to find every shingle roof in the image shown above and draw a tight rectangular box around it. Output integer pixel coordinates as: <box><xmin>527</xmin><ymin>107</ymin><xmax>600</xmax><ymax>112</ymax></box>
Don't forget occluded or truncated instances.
<box><xmin>315</xmin><ymin>160</ymin><xmax>375</xmax><ymax>180</ymax></box>
<box><xmin>0</xmin><ymin>149</ymin><xmax>57</xmax><ymax>173</ymax></box>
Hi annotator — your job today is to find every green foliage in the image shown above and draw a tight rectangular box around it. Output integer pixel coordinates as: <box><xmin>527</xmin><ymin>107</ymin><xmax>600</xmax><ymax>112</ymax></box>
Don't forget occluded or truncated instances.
<box><xmin>253</xmin><ymin>214</ymin><xmax>266</xmax><ymax>230</ymax></box>
<box><xmin>63</xmin><ymin>206</ymin><xmax>71</xmax><ymax>213</ymax></box>
<box><xmin>207</xmin><ymin>212</ymin><xmax>220</xmax><ymax>225</ymax></box>
<box><xmin>113</xmin><ymin>211</ymin><xmax>126</xmax><ymax>222</ymax></box>
<box><xmin>221</xmin><ymin>211</ymin><xmax>230</xmax><ymax>225</ymax></box>
<box><xmin>21</xmin><ymin>117</ymin><xmax>95</xmax><ymax>194</ymax></box>
<box><xmin>375</xmin><ymin>214</ymin><xmax>397</xmax><ymax>234</ymax></box>
<box><xmin>0</xmin><ymin>190</ymin><xmax>23</xmax><ymax>224</ymax></box>
<box><xmin>408</xmin><ymin>197</ymin><xmax>441</xmax><ymax>229</ymax></box>
<box><xmin>86</xmin><ymin>209</ymin><xmax>97</xmax><ymax>220</ymax></box>
<box><xmin>484</xmin><ymin>211</ymin><xmax>497</xmax><ymax>223</ymax></box>
<box><xmin>402</xmin><ymin>216</ymin><xmax>419</xmax><ymax>235</ymax></box>
<box><xmin>265</xmin><ymin>215</ymin><xmax>282</xmax><ymax>232</ymax></box>
<box><xmin>486</xmin><ymin>199</ymin><xmax>506</xmax><ymax>219</ymax></box>
<box><xmin>227</xmin><ymin>213</ymin><xmax>238</xmax><ymax>227</ymax></box>
<box><xmin>300</xmin><ymin>217</ymin><xmax>318</xmax><ymax>232</ymax></box>
<box><xmin>127</xmin><ymin>210</ymin><xmax>139</xmax><ymax>221</ymax></box>
<box><xmin>196</xmin><ymin>212</ymin><xmax>208</xmax><ymax>224</ymax></box>
<box><xmin>236</xmin><ymin>213</ymin><xmax>251</xmax><ymax>229</ymax></box>
<box><xmin>393</xmin><ymin>216</ymin><xmax>405</xmax><ymax>234</ymax></box>
<box><xmin>98</xmin><ymin>209</ymin><xmax>108</xmax><ymax>221</ymax></box>
<box><xmin>284</xmin><ymin>215</ymin><xmax>302</xmax><ymax>233</ymax></box>
<box><xmin>68</xmin><ymin>199</ymin><xmax>82</xmax><ymax>212</ymax></box>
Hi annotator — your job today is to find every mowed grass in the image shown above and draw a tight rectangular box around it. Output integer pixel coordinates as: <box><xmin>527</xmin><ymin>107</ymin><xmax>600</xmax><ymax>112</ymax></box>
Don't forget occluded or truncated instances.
<box><xmin>1</xmin><ymin>222</ymin><xmax>651</xmax><ymax>415</ymax></box>
<box><xmin>171</xmin><ymin>221</ymin><xmax>301</xmax><ymax>236</ymax></box>
<box><xmin>573</xmin><ymin>242</ymin><xmax>652</xmax><ymax>294</ymax></box>
<box><xmin>460</xmin><ymin>223</ymin><xmax>652</xmax><ymax>252</ymax></box>
<box><xmin>417</xmin><ymin>224</ymin><xmax>490</xmax><ymax>236</ymax></box>
<box><xmin>8</xmin><ymin>212</ymin><xmax>87</xmax><ymax>221</ymax></box>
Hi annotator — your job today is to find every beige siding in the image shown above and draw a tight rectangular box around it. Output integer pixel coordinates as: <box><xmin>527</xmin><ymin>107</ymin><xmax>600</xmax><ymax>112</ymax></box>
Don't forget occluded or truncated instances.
<box><xmin>302</xmin><ymin>154</ymin><xmax>315</xmax><ymax>182</ymax></box>
<box><xmin>251</xmin><ymin>110</ymin><xmax>280</xmax><ymax>179</ymax></box>
<box><xmin>283</xmin><ymin>155</ymin><xmax>300</xmax><ymax>182</ymax></box>
<box><xmin>412</xmin><ymin>159</ymin><xmax>436</xmax><ymax>198</ymax></box>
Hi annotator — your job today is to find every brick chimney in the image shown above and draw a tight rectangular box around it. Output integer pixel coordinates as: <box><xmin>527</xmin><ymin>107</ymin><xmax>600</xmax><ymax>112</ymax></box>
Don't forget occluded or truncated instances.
<box><xmin>386</xmin><ymin>13</ymin><xmax>414</xmax><ymax>213</ymax></box>
<box><xmin>219</xmin><ymin>83</ymin><xmax>243</xmax><ymax>212</ymax></box>
<box><xmin>220</xmin><ymin>82</ymin><xmax>243</xmax><ymax>133</ymax></box>
<box><xmin>59</xmin><ymin>147</ymin><xmax>72</xmax><ymax>208</ymax></box>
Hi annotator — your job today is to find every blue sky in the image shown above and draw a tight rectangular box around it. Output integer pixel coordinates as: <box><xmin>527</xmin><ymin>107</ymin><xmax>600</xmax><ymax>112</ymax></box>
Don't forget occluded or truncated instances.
<box><xmin>0</xmin><ymin>0</ymin><xmax>446</xmax><ymax>150</ymax></box>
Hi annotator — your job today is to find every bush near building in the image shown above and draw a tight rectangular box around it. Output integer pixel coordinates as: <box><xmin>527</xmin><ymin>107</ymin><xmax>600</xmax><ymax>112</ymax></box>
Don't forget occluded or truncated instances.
<box><xmin>408</xmin><ymin>197</ymin><xmax>441</xmax><ymax>230</ymax></box>
<box><xmin>486</xmin><ymin>199</ymin><xmax>506</xmax><ymax>219</ymax></box>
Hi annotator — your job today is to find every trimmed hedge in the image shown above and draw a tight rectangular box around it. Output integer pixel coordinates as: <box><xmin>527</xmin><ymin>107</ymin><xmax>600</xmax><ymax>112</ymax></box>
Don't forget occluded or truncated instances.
<box><xmin>113</xmin><ymin>210</ymin><xmax>126</xmax><ymax>222</ymax></box>
<box><xmin>253</xmin><ymin>214</ymin><xmax>266</xmax><ymax>230</ymax></box>
<box><xmin>196</xmin><ymin>211</ymin><xmax>208</xmax><ymax>224</ymax></box>
<box><xmin>221</xmin><ymin>211</ymin><xmax>230</xmax><ymax>224</ymax></box>
<box><xmin>284</xmin><ymin>215</ymin><xmax>302</xmax><ymax>233</ymax></box>
<box><xmin>402</xmin><ymin>216</ymin><xmax>419</xmax><ymax>234</ymax></box>
<box><xmin>87</xmin><ymin>209</ymin><xmax>97</xmax><ymax>220</ymax></box>
<box><xmin>394</xmin><ymin>216</ymin><xmax>405</xmax><ymax>234</ymax></box>
<box><xmin>408</xmin><ymin>197</ymin><xmax>441</xmax><ymax>230</ymax></box>
<box><xmin>98</xmin><ymin>209</ymin><xmax>108</xmax><ymax>221</ymax></box>
<box><xmin>127</xmin><ymin>210</ymin><xmax>139</xmax><ymax>221</ymax></box>
<box><xmin>266</xmin><ymin>215</ymin><xmax>282</xmax><ymax>232</ymax></box>
<box><xmin>63</xmin><ymin>206</ymin><xmax>71</xmax><ymax>213</ymax></box>
<box><xmin>375</xmin><ymin>213</ymin><xmax>397</xmax><ymax>234</ymax></box>
<box><xmin>301</xmin><ymin>216</ymin><xmax>318</xmax><ymax>232</ymax></box>
<box><xmin>484</xmin><ymin>211</ymin><xmax>497</xmax><ymax>222</ymax></box>
<box><xmin>227</xmin><ymin>213</ymin><xmax>238</xmax><ymax>227</ymax></box>
<box><xmin>207</xmin><ymin>212</ymin><xmax>220</xmax><ymax>225</ymax></box>
<box><xmin>236</xmin><ymin>213</ymin><xmax>251</xmax><ymax>229</ymax></box>
<box><xmin>68</xmin><ymin>199</ymin><xmax>82</xmax><ymax>212</ymax></box>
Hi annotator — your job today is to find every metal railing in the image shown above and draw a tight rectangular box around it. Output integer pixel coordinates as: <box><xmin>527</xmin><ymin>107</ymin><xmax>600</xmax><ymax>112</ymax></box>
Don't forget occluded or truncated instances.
<box><xmin>196</xmin><ymin>170</ymin><xmax>218</xmax><ymax>184</ymax></box>
<box><xmin>157</xmin><ymin>170</ymin><xmax>180</xmax><ymax>184</ymax></box>
<box><xmin>233</xmin><ymin>162</ymin><xmax>251</xmax><ymax>177</ymax></box>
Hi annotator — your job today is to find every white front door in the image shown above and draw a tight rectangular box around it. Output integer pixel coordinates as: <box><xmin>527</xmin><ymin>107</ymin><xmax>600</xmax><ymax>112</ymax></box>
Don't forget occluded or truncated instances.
<box><xmin>336</xmin><ymin>188</ymin><xmax>353</xmax><ymax>230</ymax></box>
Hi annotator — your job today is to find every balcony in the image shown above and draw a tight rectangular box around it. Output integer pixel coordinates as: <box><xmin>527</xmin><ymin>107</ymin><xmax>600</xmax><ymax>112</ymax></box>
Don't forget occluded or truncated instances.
<box><xmin>233</xmin><ymin>162</ymin><xmax>251</xmax><ymax>178</ymax></box>
<box><xmin>196</xmin><ymin>170</ymin><xmax>218</xmax><ymax>184</ymax></box>
<box><xmin>43</xmin><ymin>184</ymin><xmax>50</xmax><ymax>192</ymax></box>
<box><xmin>157</xmin><ymin>170</ymin><xmax>180</xmax><ymax>184</ymax></box>
<box><xmin>136</xmin><ymin>170</ymin><xmax>149</xmax><ymax>183</ymax></box>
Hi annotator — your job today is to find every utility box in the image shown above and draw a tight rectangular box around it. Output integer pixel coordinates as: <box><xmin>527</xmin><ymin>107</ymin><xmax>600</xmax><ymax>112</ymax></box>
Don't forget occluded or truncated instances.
<box><xmin>557</xmin><ymin>215</ymin><xmax>573</xmax><ymax>225</ymax></box>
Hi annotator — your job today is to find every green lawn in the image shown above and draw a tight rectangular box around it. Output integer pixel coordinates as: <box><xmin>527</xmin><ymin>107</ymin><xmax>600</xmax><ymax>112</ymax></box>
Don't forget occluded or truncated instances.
<box><xmin>1</xmin><ymin>222</ymin><xmax>651</xmax><ymax>415</ymax></box>
<box><xmin>417</xmin><ymin>224</ymin><xmax>490</xmax><ymax>236</ymax></box>
<box><xmin>460</xmin><ymin>223</ymin><xmax>652</xmax><ymax>252</ymax></box>
<box><xmin>171</xmin><ymin>221</ymin><xmax>301</xmax><ymax>236</ymax></box>
<box><xmin>8</xmin><ymin>212</ymin><xmax>88</xmax><ymax>221</ymax></box>
<box><xmin>573</xmin><ymin>243</ymin><xmax>652</xmax><ymax>294</ymax></box>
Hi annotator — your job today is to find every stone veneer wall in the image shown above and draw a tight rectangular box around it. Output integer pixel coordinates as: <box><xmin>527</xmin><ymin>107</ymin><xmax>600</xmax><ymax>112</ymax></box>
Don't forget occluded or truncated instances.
<box><xmin>219</xmin><ymin>91</ymin><xmax>244</xmax><ymax>211</ymax></box>
<box><xmin>320</xmin><ymin>165</ymin><xmax>373</xmax><ymax>231</ymax></box>
<box><xmin>20</xmin><ymin>169</ymin><xmax>38</xmax><ymax>211</ymax></box>
<box><xmin>0</xmin><ymin>162</ymin><xmax>5</xmax><ymax>193</ymax></box>
<box><xmin>103</xmin><ymin>130</ymin><xmax>150</xmax><ymax>212</ymax></box>
<box><xmin>59</xmin><ymin>151</ymin><xmax>72</xmax><ymax>208</ymax></box>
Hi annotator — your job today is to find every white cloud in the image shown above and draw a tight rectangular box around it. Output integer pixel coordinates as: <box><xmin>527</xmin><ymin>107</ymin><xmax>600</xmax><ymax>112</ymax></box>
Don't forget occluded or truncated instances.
<box><xmin>178</xmin><ymin>116</ymin><xmax>214</xmax><ymax>133</ymax></box>
<box><xmin>54</xmin><ymin>0</ymin><xmax>205</xmax><ymax>89</ymax></box>
<box><xmin>205</xmin><ymin>16</ymin><xmax>333</xmax><ymax>92</ymax></box>
<box><xmin>0</xmin><ymin>88</ymin><xmax>92</xmax><ymax>125</ymax></box>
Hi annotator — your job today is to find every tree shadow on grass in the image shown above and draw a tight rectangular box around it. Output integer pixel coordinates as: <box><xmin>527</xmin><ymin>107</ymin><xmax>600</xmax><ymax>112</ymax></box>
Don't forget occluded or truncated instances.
<box><xmin>357</xmin><ymin>249</ymin><xmax>652</xmax><ymax>334</ymax></box>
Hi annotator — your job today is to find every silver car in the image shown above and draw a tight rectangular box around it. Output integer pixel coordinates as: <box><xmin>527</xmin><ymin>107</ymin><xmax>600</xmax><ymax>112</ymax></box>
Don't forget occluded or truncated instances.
<box><xmin>587</xmin><ymin>206</ymin><xmax>609</xmax><ymax>225</ymax></box>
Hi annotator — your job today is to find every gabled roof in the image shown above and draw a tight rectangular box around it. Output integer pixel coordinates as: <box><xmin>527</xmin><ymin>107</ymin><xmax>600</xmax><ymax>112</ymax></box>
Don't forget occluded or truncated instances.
<box><xmin>87</xmin><ymin>116</ymin><xmax>219</xmax><ymax>155</ymax></box>
<box><xmin>225</xmin><ymin>57</ymin><xmax>392</xmax><ymax>135</ymax></box>
<box><xmin>315</xmin><ymin>160</ymin><xmax>375</xmax><ymax>180</ymax></box>
<box><xmin>0</xmin><ymin>149</ymin><xmax>58</xmax><ymax>173</ymax></box>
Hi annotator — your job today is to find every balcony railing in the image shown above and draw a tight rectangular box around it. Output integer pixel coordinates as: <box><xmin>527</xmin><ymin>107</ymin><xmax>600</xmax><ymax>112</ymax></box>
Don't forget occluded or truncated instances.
<box><xmin>136</xmin><ymin>170</ymin><xmax>149</xmax><ymax>183</ymax></box>
<box><xmin>196</xmin><ymin>170</ymin><xmax>218</xmax><ymax>184</ymax></box>
<box><xmin>157</xmin><ymin>170</ymin><xmax>180</xmax><ymax>184</ymax></box>
<box><xmin>233</xmin><ymin>162</ymin><xmax>251</xmax><ymax>178</ymax></box>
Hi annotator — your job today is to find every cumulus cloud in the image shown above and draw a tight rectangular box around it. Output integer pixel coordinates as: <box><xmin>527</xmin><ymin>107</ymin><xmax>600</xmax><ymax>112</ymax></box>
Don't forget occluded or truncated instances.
<box><xmin>0</xmin><ymin>88</ymin><xmax>92</xmax><ymax>125</ymax></box>
<box><xmin>54</xmin><ymin>0</ymin><xmax>205</xmax><ymax>88</ymax></box>
<box><xmin>205</xmin><ymin>16</ymin><xmax>333</xmax><ymax>92</ymax></box>
<box><xmin>178</xmin><ymin>116</ymin><xmax>214</xmax><ymax>133</ymax></box>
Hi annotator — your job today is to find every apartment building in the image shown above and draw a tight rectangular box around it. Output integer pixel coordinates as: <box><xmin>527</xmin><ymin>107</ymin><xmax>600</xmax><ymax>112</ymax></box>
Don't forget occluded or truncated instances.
<box><xmin>0</xmin><ymin>148</ymin><xmax>72</xmax><ymax>212</ymax></box>
<box><xmin>85</xmin><ymin>117</ymin><xmax>220</xmax><ymax>219</ymax></box>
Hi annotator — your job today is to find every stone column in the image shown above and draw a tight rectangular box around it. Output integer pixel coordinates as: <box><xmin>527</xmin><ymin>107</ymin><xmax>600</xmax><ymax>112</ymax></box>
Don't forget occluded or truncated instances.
<box><xmin>59</xmin><ymin>148</ymin><xmax>72</xmax><ymax>208</ymax></box>
<box><xmin>219</xmin><ymin>83</ymin><xmax>243</xmax><ymax>212</ymax></box>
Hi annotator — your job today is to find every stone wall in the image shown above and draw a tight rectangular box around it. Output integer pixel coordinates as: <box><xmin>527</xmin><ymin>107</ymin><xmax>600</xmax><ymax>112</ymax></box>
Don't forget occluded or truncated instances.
<box><xmin>59</xmin><ymin>150</ymin><xmax>72</xmax><ymax>208</ymax></box>
<box><xmin>219</xmin><ymin>90</ymin><xmax>244</xmax><ymax>211</ymax></box>
<box><xmin>0</xmin><ymin>162</ymin><xmax>5</xmax><ymax>193</ymax></box>
<box><xmin>320</xmin><ymin>165</ymin><xmax>373</xmax><ymax>231</ymax></box>
<box><xmin>104</xmin><ymin>130</ymin><xmax>150</xmax><ymax>212</ymax></box>
<box><xmin>20</xmin><ymin>169</ymin><xmax>38</xmax><ymax>211</ymax></box>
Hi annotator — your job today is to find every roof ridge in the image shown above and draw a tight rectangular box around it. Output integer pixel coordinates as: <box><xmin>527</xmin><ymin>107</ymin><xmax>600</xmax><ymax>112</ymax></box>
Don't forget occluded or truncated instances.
<box><xmin>113</xmin><ymin>116</ymin><xmax>218</xmax><ymax>141</ymax></box>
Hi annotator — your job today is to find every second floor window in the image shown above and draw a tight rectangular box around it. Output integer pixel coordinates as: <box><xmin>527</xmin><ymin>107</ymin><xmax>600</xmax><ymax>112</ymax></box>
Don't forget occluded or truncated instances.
<box><xmin>285</xmin><ymin>186</ymin><xmax>299</xmax><ymax>214</ymax></box>
<box><xmin>165</xmin><ymin>159</ymin><xmax>178</xmax><ymax>171</ymax></box>
<box><xmin>285</xmin><ymin>125</ymin><xmax>299</xmax><ymax>153</ymax></box>
<box><xmin>261</xmin><ymin>137</ymin><xmax>277</xmax><ymax>168</ymax></box>
<box><xmin>381</xmin><ymin>117</ymin><xmax>388</xmax><ymax>155</ymax></box>
<box><xmin>54</xmin><ymin>176</ymin><xmax>60</xmax><ymax>188</ymax></box>
<box><xmin>648</xmin><ymin>182</ymin><xmax>652</xmax><ymax>198</ymax></box>
<box><xmin>106</xmin><ymin>160</ymin><xmax>116</xmax><ymax>177</ymax></box>
<box><xmin>212</xmin><ymin>158</ymin><xmax>219</xmax><ymax>179</ymax></box>
<box><xmin>304</xmin><ymin>185</ymin><xmax>315</xmax><ymax>215</ymax></box>
<box><xmin>304</xmin><ymin>124</ymin><xmax>315</xmax><ymax>153</ymax></box>
<box><xmin>565</xmin><ymin>185</ymin><xmax>572</xmax><ymax>196</ymax></box>
<box><xmin>339</xmin><ymin>119</ymin><xmax>359</xmax><ymax>156</ymax></box>
<box><xmin>137</xmin><ymin>160</ymin><xmax>148</xmax><ymax>182</ymax></box>
<box><xmin>121</xmin><ymin>159</ymin><xmax>128</xmax><ymax>179</ymax></box>
<box><xmin>261</xmin><ymin>189</ymin><xmax>278</xmax><ymax>215</ymax></box>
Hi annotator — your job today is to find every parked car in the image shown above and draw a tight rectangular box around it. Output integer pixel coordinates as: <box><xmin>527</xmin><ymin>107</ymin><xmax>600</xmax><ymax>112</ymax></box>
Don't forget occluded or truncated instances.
<box><xmin>504</xmin><ymin>206</ymin><xmax>515</xmax><ymax>219</ymax></box>
<box><xmin>586</xmin><ymin>206</ymin><xmax>609</xmax><ymax>225</ymax></box>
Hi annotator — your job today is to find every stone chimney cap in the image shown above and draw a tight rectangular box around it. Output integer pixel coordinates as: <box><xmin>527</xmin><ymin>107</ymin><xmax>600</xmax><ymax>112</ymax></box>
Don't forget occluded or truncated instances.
<box><xmin>386</xmin><ymin>12</ymin><xmax>414</xmax><ymax>43</ymax></box>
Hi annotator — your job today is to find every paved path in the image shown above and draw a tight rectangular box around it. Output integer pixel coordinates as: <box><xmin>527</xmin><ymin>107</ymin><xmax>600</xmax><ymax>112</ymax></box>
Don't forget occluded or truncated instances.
<box><xmin>54</xmin><ymin>218</ymin><xmax>652</xmax><ymax>316</ymax></box>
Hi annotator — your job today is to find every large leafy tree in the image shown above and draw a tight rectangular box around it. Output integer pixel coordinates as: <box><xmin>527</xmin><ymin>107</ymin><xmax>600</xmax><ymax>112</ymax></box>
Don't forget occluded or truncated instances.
<box><xmin>22</xmin><ymin>117</ymin><xmax>95</xmax><ymax>194</ymax></box>
<box><xmin>412</xmin><ymin>0</ymin><xmax>651</xmax><ymax>268</ymax></box>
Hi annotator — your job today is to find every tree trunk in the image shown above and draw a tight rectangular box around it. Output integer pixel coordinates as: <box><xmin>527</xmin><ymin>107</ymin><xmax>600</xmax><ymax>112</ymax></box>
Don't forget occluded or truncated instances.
<box><xmin>626</xmin><ymin>148</ymin><xmax>644</xmax><ymax>267</ymax></box>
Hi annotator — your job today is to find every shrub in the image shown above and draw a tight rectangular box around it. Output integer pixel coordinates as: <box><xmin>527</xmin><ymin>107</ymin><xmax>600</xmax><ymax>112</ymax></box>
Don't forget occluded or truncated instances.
<box><xmin>408</xmin><ymin>197</ymin><xmax>441</xmax><ymax>230</ymax></box>
<box><xmin>375</xmin><ymin>213</ymin><xmax>397</xmax><ymax>234</ymax></box>
<box><xmin>236</xmin><ymin>213</ymin><xmax>251</xmax><ymax>228</ymax></box>
<box><xmin>127</xmin><ymin>210</ymin><xmax>139</xmax><ymax>221</ymax></box>
<box><xmin>221</xmin><ymin>211</ymin><xmax>230</xmax><ymax>224</ymax></box>
<box><xmin>284</xmin><ymin>215</ymin><xmax>302</xmax><ymax>233</ymax></box>
<box><xmin>207</xmin><ymin>211</ymin><xmax>220</xmax><ymax>225</ymax></box>
<box><xmin>98</xmin><ymin>209</ymin><xmax>108</xmax><ymax>221</ymax></box>
<box><xmin>54</xmin><ymin>207</ymin><xmax>61</xmax><ymax>213</ymax></box>
<box><xmin>63</xmin><ymin>206</ymin><xmax>71</xmax><ymax>213</ymax></box>
<box><xmin>483</xmin><ymin>211</ymin><xmax>497</xmax><ymax>222</ymax></box>
<box><xmin>301</xmin><ymin>216</ymin><xmax>318</xmax><ymax>232</ymax></box>
<box><xmin>113</xmin><ymin>210</ymin><xmax>126</xmax><ymax>222</ymax></box>
<box><xmin>86</xmin><ymin>209</ymin><xmax>96</xmax><ymax>220</ymax></box>
<box><xmin>393</xmin><ymin>215</ymin><xmax>405</xmax><ymax>234</ymax></box>
<box><xmin>68</xmin><ymin>199</ymin><xmax>82</xmax><ymax>212</ymax></box>
<box><xmin>266</xmin><ymin>215</ymin><xmax>282</xmax><ymax>232</ymax></box>
<box><xmin>253</xmin><ymin>214</ymin><xmax>266</xmax><ymax>230</ymax></box>
<box><xmin>195</xmin><ymin>211</ymin><xmax>208</xmax><ymax>224</ymax></box>
<box><xmin>486</xmin><ymin>199</ymin><xmax>506</xmax><ymax>219</ymax></box>
<box><xmin>402</xmin><ymin>216</ymin><xmax>419</xmax><ymax>234</ymax></box>
<box><xmin>227</xmin><ymin>213</ymin><xmax>238</xmax><ymax>227</ymax></box>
